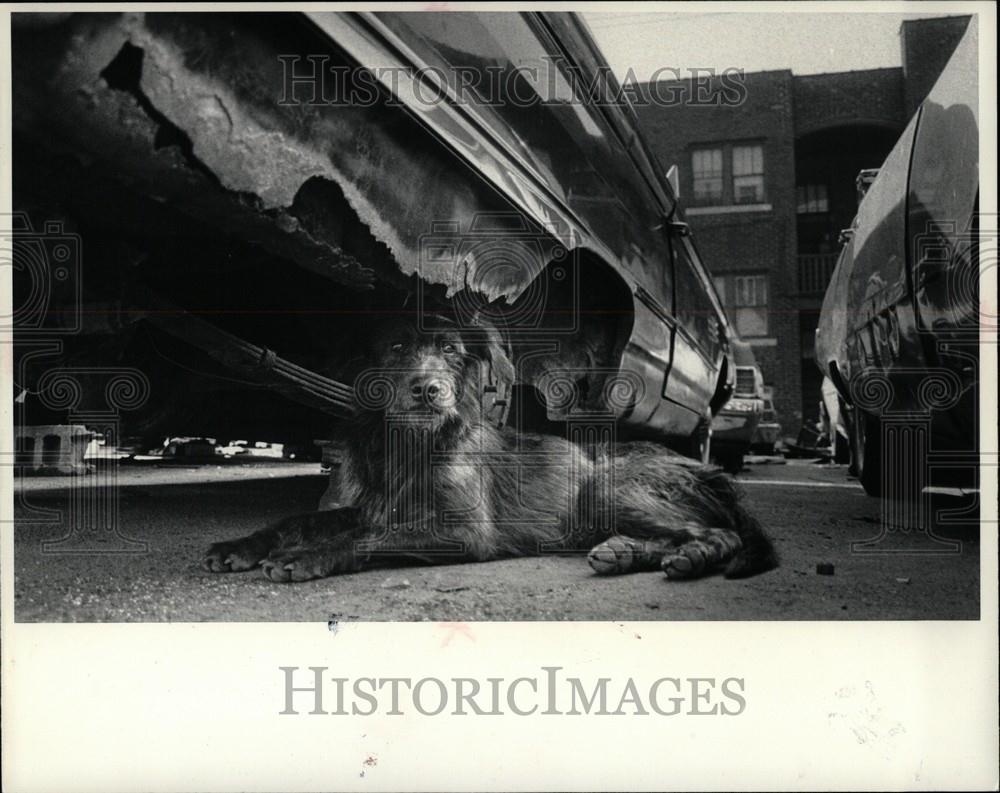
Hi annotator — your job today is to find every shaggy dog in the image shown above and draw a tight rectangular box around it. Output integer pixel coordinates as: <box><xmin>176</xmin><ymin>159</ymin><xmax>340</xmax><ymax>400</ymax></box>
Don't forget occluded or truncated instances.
<box><xmin>204</xmin><ymin>316</ymin><xmax>777</xmax><ymax>582</ymax></box>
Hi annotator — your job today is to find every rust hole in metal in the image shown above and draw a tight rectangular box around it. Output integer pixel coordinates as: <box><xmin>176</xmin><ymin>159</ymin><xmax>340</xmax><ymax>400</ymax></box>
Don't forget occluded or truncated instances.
<box><xmin>100</xmin><ymin>41</ymin><xmax>221</xmax><ymax>184</ymax></box>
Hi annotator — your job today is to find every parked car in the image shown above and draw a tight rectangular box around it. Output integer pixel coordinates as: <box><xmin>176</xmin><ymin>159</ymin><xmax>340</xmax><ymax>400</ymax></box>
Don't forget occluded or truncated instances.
<box><xmin>217</xmin><ymin>442</ymin><xmax>250</xmax><ymax>458</ymax></box>
<box><xmin>13</xmin><ymin>12</ymin><xmax>736</xmax><ymax>461</ymax></box>
<box><xmin>815</xmin><ymin>18</ymin><xmax>979</xmax><ymax>496</ymax></box>
<box><xmin>751</xmin><ymin>390</ymin><xmax>781</xmax><ymax>455</ymax></box>
<box><xmin>711</xmin><ymin>339</ymin><xmax>764</xmax><ymax>472</ymax></box>
<box><xmin>161</xmin><ymin>437</ymin><xmax>218</xmax><ymax>459</ymax></box>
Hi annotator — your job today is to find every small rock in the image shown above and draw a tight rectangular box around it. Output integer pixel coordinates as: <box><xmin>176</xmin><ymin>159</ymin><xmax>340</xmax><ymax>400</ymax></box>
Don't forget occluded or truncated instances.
<box><xmin>895</xmin><ymin>577</ymin><xmax>911</xmax><ymax>584</ymax></box>
<box><xmin>381</xmin><ymin>577</ymin><xmax>410</xmax><ymax>590</ymax></box>
<box><xmin>816</xmin><ymin>563</ymin><xmax>835</xmax><ymax>575</ymax></box>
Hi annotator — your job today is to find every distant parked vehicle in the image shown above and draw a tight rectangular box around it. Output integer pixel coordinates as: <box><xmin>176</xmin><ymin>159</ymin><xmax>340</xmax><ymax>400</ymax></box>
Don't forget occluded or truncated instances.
<box><xmin>711</xmin><ymin>339</ymin><xmax>764</xmax><ymax>473</ymax></box>
<box><xmin>815</xmin><ymin>18</ymin><xmax>979</xmax><ymax>496</ymax></box>
<box><xmin>162</xmin><ymin>437</ymin><xmax>218</xmax><ymax>459</ymax></box>
<box><xmin>217</xmin><ymin>441</ymin><xmax>250</xmax><ymax>458</ymax></box>
<box><xmin>751</xmin><ymin>392</ymin><xmax>781</xmax><ymax>455</ymax></box>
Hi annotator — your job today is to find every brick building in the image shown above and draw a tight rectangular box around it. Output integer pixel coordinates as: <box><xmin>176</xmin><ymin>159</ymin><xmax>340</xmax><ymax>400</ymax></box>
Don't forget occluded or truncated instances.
<box><xmin>633</xmin><ymin>14</ymin><xmax>972</xmax><ymax>433</ymax></box>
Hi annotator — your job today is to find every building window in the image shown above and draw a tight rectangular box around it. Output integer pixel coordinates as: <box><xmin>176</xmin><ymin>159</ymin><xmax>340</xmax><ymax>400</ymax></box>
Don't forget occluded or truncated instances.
<box><xmin>796</xmin><ymin>184</ymin><xmax>829</xmax><ymax>214</ymax></box>
<box><xmin>714</xmin><ymin>273</ymin><xmax>769</xmax><ymax>337</ymax></box>
<box><xmin>692</xmin><ymin>148</ymin><xmax>724</xmax><ymax>204</ymax></box>
<box><xmin>690</xmin><ymin>142</ymin><xmax>766</xmax><ymax>206</ymax></box>
<box><xmin>732</xmin><ymin>145</ymin><xmax>765</xmax><ymax>204</ymax></box>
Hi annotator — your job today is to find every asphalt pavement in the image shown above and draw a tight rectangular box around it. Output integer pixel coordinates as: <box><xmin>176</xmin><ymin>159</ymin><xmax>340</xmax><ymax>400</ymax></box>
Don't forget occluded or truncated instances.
<box><xmin>13</xmin><ymin>458</ymin><xmax>980</xmax><ymax>621</ymax></box>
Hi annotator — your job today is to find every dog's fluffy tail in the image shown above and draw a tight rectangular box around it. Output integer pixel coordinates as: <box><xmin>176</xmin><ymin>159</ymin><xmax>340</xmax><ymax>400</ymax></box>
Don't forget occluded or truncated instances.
<box><xmin>724</xmin><ymin>504</ymin><xmax>778</xmax><ymax>578</ymax></box>
<box><xmin>693</xmin><ymin>466</ymin><xmax>778</xmax><ymax>578</ymax></box>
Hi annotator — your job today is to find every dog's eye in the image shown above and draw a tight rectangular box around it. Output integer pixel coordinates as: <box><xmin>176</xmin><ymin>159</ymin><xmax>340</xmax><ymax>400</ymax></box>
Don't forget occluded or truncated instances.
<box><xmin>389</xmin><ymin>342</ymin><xmax>406</xmax><ymax>353</ymax></box>
<box><xmin>441</xmin><ymin>342</ymin><xmax>457</xmax><ymax>354</ymax></box>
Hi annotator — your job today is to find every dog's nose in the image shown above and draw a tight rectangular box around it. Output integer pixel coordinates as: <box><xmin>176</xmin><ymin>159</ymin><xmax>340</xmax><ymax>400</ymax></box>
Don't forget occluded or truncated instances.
<box><xmin>409</xmin><ymin>378</ymin><xmax>449</xmax><ymax>404</ymax></box>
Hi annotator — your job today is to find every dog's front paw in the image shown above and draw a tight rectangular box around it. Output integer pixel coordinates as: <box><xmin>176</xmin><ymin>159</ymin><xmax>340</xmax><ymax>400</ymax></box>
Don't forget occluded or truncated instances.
<box><xmin>661</xmin><ymin>543</ymin><xmax>710</xmax><ymax>580</ymax></box>
<box><xmin>260</xmin><ymin>547</ymin><xmax>356</xmax><ymax>583</ymax></box>
<box><xmin>588</xmin><ymin>536</ymin><xmax>670</xmax><ymax>575</ymax></box>
<box><xmin>203</xmin><ymin>539</ymin><xmax>266</xmax><ymax>573</ymax></box>
<box><xmin>588</xmin><ymin>536</ymin><xmax>635</xmax><ymax>575</ymax></box>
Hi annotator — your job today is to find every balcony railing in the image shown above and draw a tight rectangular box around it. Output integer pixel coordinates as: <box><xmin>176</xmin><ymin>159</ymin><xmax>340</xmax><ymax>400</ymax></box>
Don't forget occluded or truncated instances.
<box><xmin>798</xmin><ymin>253</ymin><xmax>840</xmax><ymax>296</ymax></box>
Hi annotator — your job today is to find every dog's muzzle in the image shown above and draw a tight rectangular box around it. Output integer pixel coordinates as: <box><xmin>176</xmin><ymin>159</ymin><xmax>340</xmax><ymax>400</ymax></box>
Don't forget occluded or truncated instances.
<box><xmin>408</xmin><ymin>376</ymin><xmax>457</xmax><ymax>411</ymax></box>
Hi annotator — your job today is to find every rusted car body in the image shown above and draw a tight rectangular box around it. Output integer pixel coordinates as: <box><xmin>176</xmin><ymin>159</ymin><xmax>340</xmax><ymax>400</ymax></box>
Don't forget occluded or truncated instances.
<box><xmin>711</xmin><ymin>339</ymin><xmax>764</xmax><ymax>471</ymax></box>
<box><xmin>12</xmin><ymin>12</ymin><xmax>734</xmax><ymax>457</ymax></box>
<box><xmin>815</xmin><ymin>18</ymin><xmax>980</xmax><ymax>495</ymax></box>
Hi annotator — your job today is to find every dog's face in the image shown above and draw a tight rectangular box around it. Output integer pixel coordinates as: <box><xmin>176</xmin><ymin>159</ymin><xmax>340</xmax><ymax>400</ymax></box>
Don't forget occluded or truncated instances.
<box><xmin>375</xmin><ymin>319</ymin><xmax>469</xmax><ymax>419</ymax></box>
<box><xmin>361</xmin><ymin>315</ymin><xmax>513</xmax><ymax>431</ymax></box>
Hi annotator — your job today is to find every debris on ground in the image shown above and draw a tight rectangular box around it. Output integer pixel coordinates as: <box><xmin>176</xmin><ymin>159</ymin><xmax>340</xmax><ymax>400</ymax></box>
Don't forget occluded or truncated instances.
<box><xmin>380</xmin><ymin>577</ymin><xmax>411</xmax><ymax>590</ymax></box>
<box><xmin>816</xmin><ymin>563</ymin><xmax>836</xmax><ymax>575</ymax></box>
<box><xmin>744</xmin><ymin>455</ymin><xmax>788</xmax><ymax>465</ymax></box>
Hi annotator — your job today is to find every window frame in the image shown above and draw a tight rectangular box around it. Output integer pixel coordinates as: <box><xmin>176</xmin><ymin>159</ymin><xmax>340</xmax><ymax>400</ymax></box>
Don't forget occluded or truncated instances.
<box><xmin>688</xmin><ymin>140</ymin><xmax>767</xmax><ymax>207</ymax></box>
<box><xmin>731</xmin><ymin>144</ymin><xmax>765</xmax><ymax>204</ymax></box>
<box><xmin>796</xmin><ymin>183</ymin><xmax>830</xmax><ymax>214</ymax></box>
<box><xmin>713</xmin><ymin>272</ymin><xmax>770</xmax><ymax>338</ymax></box>
<box><xmin>691</xmin><ymin>146</ymin><xmax>725</xmax><ymax>205</ymax></box>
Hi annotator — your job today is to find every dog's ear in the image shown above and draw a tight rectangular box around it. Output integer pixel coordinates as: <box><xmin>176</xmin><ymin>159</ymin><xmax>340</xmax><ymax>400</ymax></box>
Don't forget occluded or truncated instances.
<box><xmin>465</xmin><ymin>313</ymin><xmax>515</xmax><ymax>388</ymax></box>
<box><xmin>464</xmin><ymin>313</ymin><xmax>515</xmax><ymax>428</ymax></box>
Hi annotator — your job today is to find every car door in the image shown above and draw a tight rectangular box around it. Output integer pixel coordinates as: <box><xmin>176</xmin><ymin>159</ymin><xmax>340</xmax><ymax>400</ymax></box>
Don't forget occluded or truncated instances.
<box><xmin>661</xmin><ymin>232</ymin><xmax>725</xmax><ymax>418</ymax></box>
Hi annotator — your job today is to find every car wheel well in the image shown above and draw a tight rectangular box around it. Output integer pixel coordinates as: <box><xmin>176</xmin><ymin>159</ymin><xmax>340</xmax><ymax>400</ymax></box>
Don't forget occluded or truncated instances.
<box><xmin>709</xmin><ymin>355</ymin><xmax>731</xmax><ymax>415</ymax></box>
<box><xmin>511</xmin><ymin>250</ymin><xmax>636</xmax><ymax>428</ymax></box>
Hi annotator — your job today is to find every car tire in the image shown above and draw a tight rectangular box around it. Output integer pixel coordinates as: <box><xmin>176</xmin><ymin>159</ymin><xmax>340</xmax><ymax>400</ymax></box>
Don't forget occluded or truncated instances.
<box><xmin>851</xmin><ymin>409</ymin><xmax>883</xmax><ymax>497</ymax></box>
<box><xmin>690</xmin><ymin>418</ymin><xmax>713</xmax><ymax>465</ymax></box>
<box><xmin>716</xmin><ymin>450</ymin><xmax>744</xmax><ymax>474</ymax></box>
<box><xmin>833</xmin><ymin>398</ymin><xmax>852</xmax><ymax>465</ymax></box>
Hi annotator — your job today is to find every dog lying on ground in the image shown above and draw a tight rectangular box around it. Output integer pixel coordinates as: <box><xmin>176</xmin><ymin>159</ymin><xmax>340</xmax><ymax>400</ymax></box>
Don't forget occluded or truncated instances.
<box><xmin>204</xmin><ymin>315</ymin><xmax>777</xmax><ymax>583</ymax></box>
